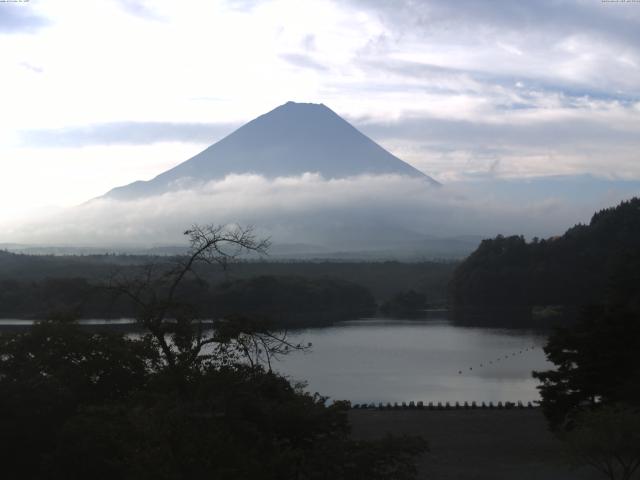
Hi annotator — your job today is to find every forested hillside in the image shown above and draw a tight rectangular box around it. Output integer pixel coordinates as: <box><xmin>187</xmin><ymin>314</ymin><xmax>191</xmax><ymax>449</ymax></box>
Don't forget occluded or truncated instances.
<box><xmin>0</xmin><ymin>252</ymin><xmax>454</xmax><ymax>302</ymax></box>
<box><xmin>450</xmin><ymin>197</ymin><xmax>640</xmax><ymax>311</ymax></box>
<box><xmin>0</xmin><ymin>275</ymin><xmax>376</xmax><ymax>327</ymax></box>
<box><xmin>0</xmin><ymin>252</ymin><xmax>456</xmax><ymax>325</ymax></box>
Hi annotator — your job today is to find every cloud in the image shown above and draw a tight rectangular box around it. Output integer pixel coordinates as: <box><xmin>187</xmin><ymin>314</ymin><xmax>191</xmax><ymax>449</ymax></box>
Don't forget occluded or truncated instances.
<box><xmin>356</xmin><ymin>57</ymin><xmax>639</xmax><ymax>103</ymax></box>
<box><xmin>114</xmin><ymin>0</ymin><xmax>164</xmax><ymax>20</ymax></box>
<box><xmin>4</xmin><ymin>173</ymin><xmax>634</xmax><ymax>251</ymax></box>
<box><xmin>20</xmin><ymin>121</ymin><xmax>238</xmax><ymax>147</ymax></box>
<box><xmin>342</xmin><ymin>0</ymin><xmax>640</xmax><ymax>100</ymax></box>
<box><xmin>350</xmin><ymin>96</ymin><xmax>640</xmax><ymax>181</ymax></box>
<box><xmin>280</xmin><ymin>53</ymin><xmax>328</xmax><ymax>72</ymax></box>
<box><xmin>361</xmin><ymin>112</ymin><xmax>640</xmax><ymax>149</ymax></box>
<box><xmin>18</xmin><ymin>61</ymin><xmax>44</xmax><ymax>74</ymax></box>
<box><xmin>348</xmin><ymin>0</ymin><xmax>640</xmax><ymax>47</ymax></box>
<box><xmin>224</xmin><ymin>0</ymin><xmax>268</xmax><ymax>12</ymax></box>
<box><xmin>0</xmin><ymin>4</ymin><xmax>49</xmax><ymax>33</ymax></box>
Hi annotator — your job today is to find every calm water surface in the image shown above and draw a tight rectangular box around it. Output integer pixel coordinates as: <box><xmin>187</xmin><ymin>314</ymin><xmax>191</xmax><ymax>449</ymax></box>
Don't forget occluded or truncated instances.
<box><xmin>273</xmin><ymin>317</ymin><xmax>551</xmax><ymax>404</ymax></box>
<box><xmin>0</xmin><ymin>316</ymin><xmax>552</xmax><ymax>404</ymax></box>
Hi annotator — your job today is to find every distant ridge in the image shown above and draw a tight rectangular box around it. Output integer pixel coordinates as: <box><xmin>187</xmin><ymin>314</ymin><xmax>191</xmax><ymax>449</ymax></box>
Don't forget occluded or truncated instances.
<box><xmin>103</xmin><ymin>101</ymin><xmax>438</xmax><ymax>200</ymax></box>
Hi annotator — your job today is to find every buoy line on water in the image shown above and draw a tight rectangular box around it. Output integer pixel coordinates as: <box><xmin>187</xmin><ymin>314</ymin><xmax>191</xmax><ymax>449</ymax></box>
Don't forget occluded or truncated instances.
<box><xmin>457</xmin><ymin>345</ymin><xmax>539</xmax><ymax>375</ymax></box>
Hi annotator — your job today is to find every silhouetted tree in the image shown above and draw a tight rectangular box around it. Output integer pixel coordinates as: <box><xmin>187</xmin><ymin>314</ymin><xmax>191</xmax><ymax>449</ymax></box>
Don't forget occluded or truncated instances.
<box><xmin>0</xmin><ymin>317</ymin><xmax>158</xmax><ymax>479</ymax></box>
<box><xmin>106</xmin><ymin>224</ymin><xmax>307</xmax><ymax>371</ymax></box>
<box><xmin>533</xmin><ymin>305</ymin><xmax>640</xmax><ymax>430</ymax></box>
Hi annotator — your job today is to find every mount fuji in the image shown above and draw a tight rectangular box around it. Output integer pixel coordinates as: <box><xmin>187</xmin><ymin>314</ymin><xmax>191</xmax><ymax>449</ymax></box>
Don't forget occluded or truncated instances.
<box><xmin>103</xmin><ymin>101</ymin><xmax>438</xmax><ymax>200</ymax></box>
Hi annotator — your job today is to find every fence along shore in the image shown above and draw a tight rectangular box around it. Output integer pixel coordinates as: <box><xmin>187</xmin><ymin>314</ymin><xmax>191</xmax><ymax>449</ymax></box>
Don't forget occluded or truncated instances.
<box><xmin>351</xmin><ymin>400</ymin><xmax>537</xmax><ymax>410</ymax></box>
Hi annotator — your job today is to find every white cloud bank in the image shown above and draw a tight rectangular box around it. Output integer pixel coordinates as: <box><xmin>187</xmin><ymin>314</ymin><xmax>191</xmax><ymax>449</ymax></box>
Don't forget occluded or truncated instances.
<box><xmin>3</xmin><ymin>173</ymin><xmax>634</xmax><ymax>253</ymax></box>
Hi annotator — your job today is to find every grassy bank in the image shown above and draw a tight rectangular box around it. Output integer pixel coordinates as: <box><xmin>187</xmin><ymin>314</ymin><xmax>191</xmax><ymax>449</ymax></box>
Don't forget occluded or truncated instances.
<box><xmin>349</xmin><ymin>409</ymin><xmax>599</xmax><ymax>480</ymax></box>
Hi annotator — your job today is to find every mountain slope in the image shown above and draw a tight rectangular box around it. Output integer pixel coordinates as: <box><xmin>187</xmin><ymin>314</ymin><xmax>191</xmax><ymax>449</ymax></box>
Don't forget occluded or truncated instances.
<box><xmin>104</xmin><ymin>102</ymin><xmax>437</xmax><ymax>200</ymax></box>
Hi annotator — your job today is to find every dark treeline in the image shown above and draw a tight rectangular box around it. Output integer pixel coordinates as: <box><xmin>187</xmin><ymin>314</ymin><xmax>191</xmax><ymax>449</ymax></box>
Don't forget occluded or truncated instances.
<box><xmin>0</xmin><ymin>253</ymin><xmax>455</xmax><ymax>324</ymax></box>
<box><xmin>450</xmin><ymin>197</ymin><xmax>640</xmax><ymax>316</ymax></box>
<box><xmin>0</xmin><ymin>252</ymin><xmax>455</xmax><ymax>302</ymax></box>
<box><xmin>379</xmin><ymin>290</ymin><xmax>428</xmax><ymax>317</ymax></box>
<box><xmin>212</xmin><ymin>276</ymin><xmax>375</xmax><ymax>323</ymax></box>
<box><xmin>0</xmin><ymin>250</ymin><xmax>153</xmax><ymax>279</ymax></box>
<box><xmin>0</xmin><ymin>275</ymin><xmax>376</xmax><ymax>328</ymax></box>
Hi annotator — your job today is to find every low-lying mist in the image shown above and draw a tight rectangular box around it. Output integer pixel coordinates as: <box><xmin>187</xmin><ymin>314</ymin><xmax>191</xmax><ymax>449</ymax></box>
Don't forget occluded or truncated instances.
<box><xmin>1</xmin><ymin>173</ymin><xmax>630</xmax><ymax>257</ymax></box>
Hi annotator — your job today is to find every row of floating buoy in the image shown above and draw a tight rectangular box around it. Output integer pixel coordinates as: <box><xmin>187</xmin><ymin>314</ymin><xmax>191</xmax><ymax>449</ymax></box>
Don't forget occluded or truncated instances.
<box><xmin>352</xmin><ymin>400</ymin><xmax>536</xmax><ymax>410</ymax></box>
<box><xmin>458</xmin><ymin>345</ymin><xmax>538</xmax><ymax>375</ymax></box>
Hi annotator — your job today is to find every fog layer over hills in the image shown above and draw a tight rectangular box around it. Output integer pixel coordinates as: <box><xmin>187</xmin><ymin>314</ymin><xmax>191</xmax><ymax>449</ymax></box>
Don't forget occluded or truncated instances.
<box><xmin>7</xmin><ymin>172</ymin><xmax>635</xmax><ymax>259</ymax></box>
<box><xmin>4</xmin><ymin>103</ymin><xmax>639</xmax><ymax>258</ymax></box>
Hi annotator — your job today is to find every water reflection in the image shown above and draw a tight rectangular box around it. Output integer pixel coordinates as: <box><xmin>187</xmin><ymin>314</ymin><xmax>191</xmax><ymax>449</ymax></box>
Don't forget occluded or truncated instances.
<box><xmin>274</xmin><ymin>317</ymin><xmax>551</xmax><ymax>404</ymax></box>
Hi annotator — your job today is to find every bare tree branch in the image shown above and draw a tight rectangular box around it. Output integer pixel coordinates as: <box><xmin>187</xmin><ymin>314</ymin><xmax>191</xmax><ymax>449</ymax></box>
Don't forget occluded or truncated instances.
<box><xmin>104</xmin><ymin>224</ymin><xmax>307</xmax><ymax>372</ymax></box>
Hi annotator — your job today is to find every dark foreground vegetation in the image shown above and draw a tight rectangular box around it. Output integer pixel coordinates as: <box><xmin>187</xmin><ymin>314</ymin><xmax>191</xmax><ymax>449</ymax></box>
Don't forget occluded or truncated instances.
<box><xmin>516</xmin><ymin>200</ymin><xmax>640</xmax><ymax>479</ymax></box>
<box><xmin>0</xmin><ymin>225</ymin><xmax>426</xmax><ymax>479</ymax></box>
<box><xmin>531</xmin><ymin>274</ymin><xmax>640</xmax><ymax>479</ymax></box>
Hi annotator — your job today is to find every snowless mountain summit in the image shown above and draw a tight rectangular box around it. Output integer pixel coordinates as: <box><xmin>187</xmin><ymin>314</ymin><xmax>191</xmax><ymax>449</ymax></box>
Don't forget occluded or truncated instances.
<box><xmin>104</xmin><ymin>101</ymin><xmax>438</xmax><ymax>199</ymax></box>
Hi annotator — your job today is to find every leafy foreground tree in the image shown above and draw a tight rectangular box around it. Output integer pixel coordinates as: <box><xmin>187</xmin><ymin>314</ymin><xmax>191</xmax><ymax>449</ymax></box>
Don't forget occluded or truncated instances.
<box><xmin>561</xmin><ymin>405</ymin><xmax>640</xmax><ymax>480</ymax></box>
<box><xmin>0</xmin><ymin>225</ymin><xmax>427</xmax><ymax>480</ymax></box>
<box><xmin>533</xmin><ymin>304</ymin><xmax>640</xmax><ymax>431</ymax></box>
<box><xmin>533</xmin><ymin>261</ymin><xmax>640</xmax><ymax>479</ymax></box>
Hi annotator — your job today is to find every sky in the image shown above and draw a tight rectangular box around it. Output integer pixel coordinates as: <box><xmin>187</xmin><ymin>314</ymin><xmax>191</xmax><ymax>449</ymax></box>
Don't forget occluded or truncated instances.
<box><xmin>1</xmin><ymin>0</ymin><xmax>640</xmax><ymax>243</ymax></box>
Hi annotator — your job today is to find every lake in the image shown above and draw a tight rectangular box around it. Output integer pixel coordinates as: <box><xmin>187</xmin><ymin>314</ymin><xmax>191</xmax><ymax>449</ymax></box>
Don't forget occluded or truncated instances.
<box><xmin>273</xmin><ymin>316</ymin><xmax>552</xmax><ymax>405</ymax></box>
<box><xmin>0</xmin><ymin>315</ymin><xmax>552</xmax><ymax>404</ymax></box>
